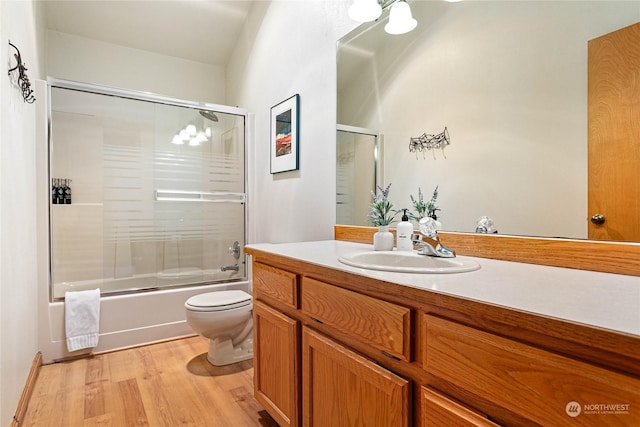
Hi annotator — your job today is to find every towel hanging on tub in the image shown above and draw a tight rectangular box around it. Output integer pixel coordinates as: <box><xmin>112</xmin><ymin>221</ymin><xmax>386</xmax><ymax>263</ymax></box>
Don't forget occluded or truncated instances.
<box><xmin>65</xmin><ymin>288</ymin><xmax>101</xmax><ymax>352</ymax></box>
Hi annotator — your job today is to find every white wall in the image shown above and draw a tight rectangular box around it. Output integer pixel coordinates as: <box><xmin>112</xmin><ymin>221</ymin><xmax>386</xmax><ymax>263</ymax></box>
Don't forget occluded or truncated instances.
<box><xmin>0</xmin><ymin>0</ymin><xmax>46</xmax><ymax>424</ymax></box>
<box><xmin>227</xmin><ymin>1</ymin><xmax>357</xmax><ymax>244</ymax></box>
<box><xmin>47</xmin><ymin>30</ymin><xmax>226</xmax><ymax>103</ymax></box>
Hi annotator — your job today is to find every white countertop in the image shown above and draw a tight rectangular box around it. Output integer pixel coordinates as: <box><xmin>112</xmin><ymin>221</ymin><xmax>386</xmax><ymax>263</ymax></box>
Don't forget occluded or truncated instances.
<box><xmin>246</xmin><ymin>240</ymin><xmax>640</xmax><ymax>337</ymax></box>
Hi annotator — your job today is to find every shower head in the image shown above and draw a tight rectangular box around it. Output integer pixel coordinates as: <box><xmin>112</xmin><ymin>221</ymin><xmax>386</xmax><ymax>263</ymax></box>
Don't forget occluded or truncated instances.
<box><xmin>199</xmin><ymin>110</ymin><xmax>219</xmax><ymax>122</ymax></box>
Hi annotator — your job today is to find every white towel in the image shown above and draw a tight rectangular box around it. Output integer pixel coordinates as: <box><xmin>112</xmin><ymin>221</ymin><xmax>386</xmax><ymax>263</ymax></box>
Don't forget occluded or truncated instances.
<box><xmin>65</xmin><ymin>288</ymin><xmax>101</xmax><ymax>352</ymax></box>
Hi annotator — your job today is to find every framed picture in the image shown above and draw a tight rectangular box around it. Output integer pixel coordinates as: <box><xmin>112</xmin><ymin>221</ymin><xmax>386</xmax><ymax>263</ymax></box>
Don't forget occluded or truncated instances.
<box><xmin>270</xmin><ymin>94</ymin><xmax>300</xmax><ymax>174</ymax></box>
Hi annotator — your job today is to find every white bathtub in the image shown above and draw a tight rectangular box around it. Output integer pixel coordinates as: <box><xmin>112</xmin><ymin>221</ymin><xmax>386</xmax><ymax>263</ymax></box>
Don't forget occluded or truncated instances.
<box><xmin>40</xmin><ymin>278</ymin><xmax>251</xmax><ymax>363</ymax></box>
<box><xmin>52</xmin><ymin>268</ymin><xmax>241</xmax><ymax>299</ymax></box>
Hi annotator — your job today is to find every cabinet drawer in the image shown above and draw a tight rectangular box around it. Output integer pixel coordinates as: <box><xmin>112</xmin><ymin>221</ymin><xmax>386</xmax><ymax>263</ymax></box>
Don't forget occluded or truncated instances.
<box><xmin>421</xmin><ymin>387</ymin><xmax>499</xmax><ymax>427</ymax></box>
<box><xmin>253</xmin><ymin>262</ymin><xmax>298</xmax><ymax>308</ymax></box>
<box><xmin>423</xmin><ymin>315</ymin><xmax>640</xmax><ymax>426</ymax></box>
<box><xmin>301</xmin><ymin>277</ymin><xmax>411</xmax><ymax>361</ymax></box>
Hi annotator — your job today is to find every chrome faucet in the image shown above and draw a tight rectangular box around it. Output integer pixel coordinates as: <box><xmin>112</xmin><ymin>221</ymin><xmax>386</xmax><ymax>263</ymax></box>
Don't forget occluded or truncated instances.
<box><xmin>411</xmin><ymin>217</ymin><xmax>456</xmax><ymax>258</ymax></box>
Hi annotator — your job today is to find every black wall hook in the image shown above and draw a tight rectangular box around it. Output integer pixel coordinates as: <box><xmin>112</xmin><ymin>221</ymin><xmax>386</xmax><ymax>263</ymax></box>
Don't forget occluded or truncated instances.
<box><xmin>8</xmin><ymin>41</ymin><xmax>36</xmax><ymax>104</ymax></box>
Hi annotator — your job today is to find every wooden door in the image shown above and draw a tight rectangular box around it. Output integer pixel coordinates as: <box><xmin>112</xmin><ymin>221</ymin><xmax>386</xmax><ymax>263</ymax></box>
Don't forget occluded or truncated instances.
<box><xmin>588</xmin><ymin>22</ymin><xmax>640</xmax><ymax>241</ymax></box>
<box><xmin>253</xmin><ymin>301</ymin><xmax>300</xmax><ymax>427</ymax></box>
<box><xmin>302</xmin><ymin>327</ymin><xmax>409</xmax><ymax>427</ymax></box>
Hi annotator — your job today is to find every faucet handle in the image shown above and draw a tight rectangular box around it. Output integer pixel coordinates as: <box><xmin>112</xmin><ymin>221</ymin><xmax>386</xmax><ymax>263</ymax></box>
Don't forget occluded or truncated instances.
<box><xmin>228</xmin><ymin>241</ymin><xmax>241</xmax><ymax>260</ymax></box>
<box><xmin>419</xmin><ymin>217</ymin><xmax>440</xmax><ymax>239</ymax></box>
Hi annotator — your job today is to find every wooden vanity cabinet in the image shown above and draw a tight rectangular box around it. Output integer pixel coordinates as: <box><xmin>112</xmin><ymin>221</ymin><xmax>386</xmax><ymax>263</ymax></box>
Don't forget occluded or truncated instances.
<box><xmin>249</xmin><ymin>252</ymin><xmax>640</xmax><ymax>427</ymax></box>
<box><xmin>252</xmin><ymin>262</ymin><xmax>412</xmax><ymax>427</ymax></box>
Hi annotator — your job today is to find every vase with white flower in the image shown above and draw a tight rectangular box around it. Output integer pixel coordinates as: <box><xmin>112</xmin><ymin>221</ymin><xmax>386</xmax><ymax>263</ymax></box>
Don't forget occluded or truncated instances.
<box><xmin>368</xmin><ymin>183</ymin><xmax>397</xmax><ymax>251</ymax></box>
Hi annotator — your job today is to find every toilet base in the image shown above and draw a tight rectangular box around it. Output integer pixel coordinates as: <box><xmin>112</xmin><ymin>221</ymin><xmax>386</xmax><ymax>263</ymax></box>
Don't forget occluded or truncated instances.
<box><xmin>207</xmin><ymin>336</ymin><xmax>254</xmax><ymax>366</ymax></box>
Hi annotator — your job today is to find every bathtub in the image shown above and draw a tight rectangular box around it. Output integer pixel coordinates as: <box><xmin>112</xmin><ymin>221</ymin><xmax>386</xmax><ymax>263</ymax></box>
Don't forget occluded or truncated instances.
<box><xmin>39</xmin><ymin>277</ymin><xmax>251</xmax><ymax>363</ymax></box>
<box><xmin>52</xmin><ymin>268</ymin><xmax>241</xmax><ymax>299</ymax></box>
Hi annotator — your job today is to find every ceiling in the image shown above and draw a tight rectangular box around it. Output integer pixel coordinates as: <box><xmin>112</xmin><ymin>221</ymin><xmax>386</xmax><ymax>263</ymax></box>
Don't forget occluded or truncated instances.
<box><xmin>43</xmin><ymin>0</ymin><xmax>255</xmax><ymax>66</ymax></box>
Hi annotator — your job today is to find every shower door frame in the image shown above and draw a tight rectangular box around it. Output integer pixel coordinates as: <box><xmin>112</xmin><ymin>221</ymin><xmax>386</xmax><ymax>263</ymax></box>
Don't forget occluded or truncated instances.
<box><xmin>46</xmin><ymin>77</ymin><xmax>250</xmax><ymax>301</ymax></box>
<box><xmin>336</xmin><ymin>124</ymin><xmax>382</xmax><ymax>226</ymax></box>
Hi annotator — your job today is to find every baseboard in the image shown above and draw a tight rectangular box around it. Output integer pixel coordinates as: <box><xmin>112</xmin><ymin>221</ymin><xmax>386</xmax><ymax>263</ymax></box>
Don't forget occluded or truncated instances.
<box><xmin>11</xmin><ymin>352</ymin><xmax>43</xmax><ymax>426</ymax></box>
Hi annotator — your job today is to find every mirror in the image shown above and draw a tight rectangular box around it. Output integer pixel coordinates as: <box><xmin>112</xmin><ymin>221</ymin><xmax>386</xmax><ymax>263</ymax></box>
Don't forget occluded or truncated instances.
<box><xmin>337</xmin><ymin>1</ymin><xmax>640</xmax><ymax>241</ymax></box>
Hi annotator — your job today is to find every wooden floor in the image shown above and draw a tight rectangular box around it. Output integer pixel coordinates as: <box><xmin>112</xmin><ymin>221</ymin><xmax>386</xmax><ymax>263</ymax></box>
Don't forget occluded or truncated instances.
<box><xmin>21</xmin><ymin>336</ymin><xmax>278</xmax><ymax>426</ymax></box>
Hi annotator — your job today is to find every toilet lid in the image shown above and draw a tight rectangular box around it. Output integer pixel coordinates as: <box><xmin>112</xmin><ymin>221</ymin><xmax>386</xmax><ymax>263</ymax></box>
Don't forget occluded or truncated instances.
<box><xmin>185</xmin><ymin>290</ymin><xmax>252</xmax><ymax>312</ymax></box>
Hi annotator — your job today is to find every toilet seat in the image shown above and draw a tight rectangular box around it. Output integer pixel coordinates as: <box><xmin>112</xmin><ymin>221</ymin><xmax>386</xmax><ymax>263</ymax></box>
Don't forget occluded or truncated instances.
<box><xmin>185</xmin><ymin>290</ymin><xmax>252</xmax><ymax>312</ymax></box>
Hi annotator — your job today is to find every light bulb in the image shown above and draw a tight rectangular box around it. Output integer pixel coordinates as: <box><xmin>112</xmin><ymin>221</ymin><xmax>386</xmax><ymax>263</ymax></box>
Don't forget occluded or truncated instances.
<box><xmin>348</xmin><ymin>0</ymin><xmax>382</xmax><ymax>23</ymax></box>
<box><xmin>172</xmin><ymin>135</ymin><xmax>184</xmax><ymax>145</ymax></box>
<box><xmin>179</xmin><ymin>129</ymin><xmax>190</xmax><ymax>141</ymax></box>
<box><xmin>186</xmin><ymin>124</ymin><xmax>197</xmax><ymax>136</ymax></box>
<box><xmin>385</xmin><ymin>1</ymin><xmax>417</xmax><ymax>35</ymax></box>
<box><xmin>205</xmin><ymin>127</ymin><xmax>212</xmax><ymax>138</ymax></box>
<box><xmin>196</xmin><ymin>131</ymin><xmax>207</xmax><ymax>142</ymax></box>
<box><xmin>188</xmin><ymin>137</ymin><xmax>201</xmax><ymax>147</ymax></box>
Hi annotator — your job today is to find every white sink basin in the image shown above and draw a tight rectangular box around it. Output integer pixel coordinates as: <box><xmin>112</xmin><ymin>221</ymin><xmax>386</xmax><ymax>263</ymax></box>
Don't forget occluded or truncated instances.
<box><xmin>338</xmin><ymin>251</ymin><xmax>480</xmax><ymax>274</ymax></box>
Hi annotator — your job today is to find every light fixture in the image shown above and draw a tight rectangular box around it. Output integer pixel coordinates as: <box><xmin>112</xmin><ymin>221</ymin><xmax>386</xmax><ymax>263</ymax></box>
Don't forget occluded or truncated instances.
<box><xmin>348</xmin><ymin>0</ymin><xmax>382</xmax><ymax>23</ymax></box>
<box><xmin>174</xmin><ymin>120</ymin><xmax>212</xmax><ymax>147</ymax></box>
<box><xmin>385</xmin><ymin>0</ymin><xmax>417</xmax><ymax>35</ymax></box>
<box><xmin>186</xmin><ymin>124</ymin><xmax>197</xmax><ymax>136</ymax></box>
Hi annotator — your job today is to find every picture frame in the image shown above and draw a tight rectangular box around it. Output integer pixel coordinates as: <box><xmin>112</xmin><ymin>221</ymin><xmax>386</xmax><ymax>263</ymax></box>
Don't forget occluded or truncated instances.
<box><xmin>270</xmin><ymin>94</ymin><xmax>300</xmax><ymax>174</ymax></box>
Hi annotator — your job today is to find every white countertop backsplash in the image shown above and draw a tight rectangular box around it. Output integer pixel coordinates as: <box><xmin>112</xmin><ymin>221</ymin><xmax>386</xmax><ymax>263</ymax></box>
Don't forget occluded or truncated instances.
<box><xmin>247</xmin><ymin>240</ymin><xmax>640</xmax><ymax>337</ymax></box>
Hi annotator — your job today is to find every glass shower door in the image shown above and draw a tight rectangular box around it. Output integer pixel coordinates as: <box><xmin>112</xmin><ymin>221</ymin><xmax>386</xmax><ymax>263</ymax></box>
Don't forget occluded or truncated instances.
<box><xmin>49</xmin><ymin>84</ymin><xmax>246</xmax><ymax>299</ymax></box>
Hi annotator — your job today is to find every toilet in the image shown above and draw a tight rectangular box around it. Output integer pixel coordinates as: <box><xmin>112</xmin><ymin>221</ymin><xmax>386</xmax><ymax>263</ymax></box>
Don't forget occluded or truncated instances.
<box><xmin>185</xmin><ymin>290</ymin><xmax>253</xmax><ymax>366</ymax></box>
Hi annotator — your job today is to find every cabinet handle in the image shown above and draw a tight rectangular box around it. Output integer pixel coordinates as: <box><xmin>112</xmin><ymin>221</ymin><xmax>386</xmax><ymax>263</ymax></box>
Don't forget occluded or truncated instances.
<box><xmin>310</xmin><ymin>317</ymin><xmax>323</xmax><ymax>324</ymax></box>
<box><xmin>590</xmin><ymin>213</ymin><xmax>606</xmax><ymax>225</ymax></box>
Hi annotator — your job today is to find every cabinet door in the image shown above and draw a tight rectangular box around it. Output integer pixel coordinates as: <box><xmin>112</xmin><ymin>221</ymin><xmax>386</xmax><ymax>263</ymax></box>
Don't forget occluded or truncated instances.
<box><xmin>421</xmin><ymin>387</ymin><xmax>500</xmax><ymax>427</ymax></box>
<box><xmin>302</xmin><ymin>327</ymin><xmax>409</xmax><ymax>427</ymax></box>
<box><xmin>254</xmin><ymin>301</ymin><xmax>300</xmax><ymax>427</ymax></box>
<box><xmin>423</xmin><ymin>315</ymin><xmax>640</xmax><ymax>426</ymax></box>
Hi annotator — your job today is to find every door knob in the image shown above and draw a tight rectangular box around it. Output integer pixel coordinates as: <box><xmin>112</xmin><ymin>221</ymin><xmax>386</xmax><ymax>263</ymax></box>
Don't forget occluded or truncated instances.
<box><xmin>590</xmin><ymin>214</ymin><xmax>606</xmax><ymax>225</ymax></box>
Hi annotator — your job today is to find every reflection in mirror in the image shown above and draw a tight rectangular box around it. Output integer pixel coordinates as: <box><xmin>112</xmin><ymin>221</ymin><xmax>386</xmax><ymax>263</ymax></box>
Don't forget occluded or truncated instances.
<box><xmin>337</xmin><ymin>1</ymin><xmax>640</xmax><ymax>241</ymax></box>
<box><xmin>336</xmin><ymin>125</ymin><xmax>379</xmax><ymax>226</ymax></box>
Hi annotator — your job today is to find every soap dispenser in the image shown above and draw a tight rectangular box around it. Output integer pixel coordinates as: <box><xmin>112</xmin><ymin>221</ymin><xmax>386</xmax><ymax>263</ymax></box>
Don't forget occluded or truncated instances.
<box><xmin>396</xmin><ymin>209</ymin><xmax>414</xmax><ymax>251</ymax></box>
